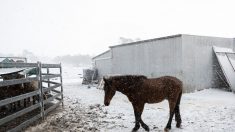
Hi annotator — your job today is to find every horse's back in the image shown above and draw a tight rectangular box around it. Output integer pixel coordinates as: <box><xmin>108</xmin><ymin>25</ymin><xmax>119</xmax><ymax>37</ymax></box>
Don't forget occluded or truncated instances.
<box><xmin>161</xmin><ymin>76</ymin><xmax>182</xmax><ymax>86</ymax></box>
<box><xmin>155</xmin><ymin>76</ymin><xmax>182</xmax><ymax>98</ymax></box>
<box><xmin>142</xmin><ymin>76</ymin><xmax>182</xmax><ymax>102</ymax></box>
<box><xmin>149</xmin><ymin>76</ymin><xmax>182</xmax><ymax>86</ymax></box>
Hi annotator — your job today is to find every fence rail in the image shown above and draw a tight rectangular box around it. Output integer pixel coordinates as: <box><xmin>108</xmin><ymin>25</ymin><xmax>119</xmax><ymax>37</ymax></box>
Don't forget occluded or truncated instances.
<box><xmin>0</xmin><ymin>77</ymin><xmax>38</xmax><ymax>87</ymax></box>
<box><xmin>0</xmin><ymin>62</ymin><xmax>38</xmax><ymax>68</ymax></box>
<box><xmin>0</xmin><ymin>62</ymin><xmax>63</xmax><ymax>131</ymax></box>
<box><xmin>0</xmin><ymin>104</ymin><xmax>41</xmax><ymax>126</ymax></box>
<box><xmin>0</xmin><ymin>90</ymin><xmax>39</xmax><ymax>107</ymax></box>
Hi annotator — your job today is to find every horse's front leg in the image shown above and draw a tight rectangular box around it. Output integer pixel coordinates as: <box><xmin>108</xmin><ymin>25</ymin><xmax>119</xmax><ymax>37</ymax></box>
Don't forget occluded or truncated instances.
<box><xmin>140</xmin><ymin>118</ymin><xmax>149</xmax><ymax>131</ymax></box>
<box><xmin>133</xmin><ymin>110</ymin><xmax>141</xmax><ymax>132</ymax></box>
<box><xmin>132</xmin><ymin>102</ymin><xmax>149</xmax><ymax>132</ymax></box>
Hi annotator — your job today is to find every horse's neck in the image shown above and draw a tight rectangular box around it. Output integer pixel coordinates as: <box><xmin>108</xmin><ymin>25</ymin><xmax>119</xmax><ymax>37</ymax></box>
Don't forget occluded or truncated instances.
<box><xmin>116</xmin><ymin>85</ymin><xmax>128</xmax><ymax>94</ymax></box>
<box><xmin>115</xmin><ymin>81</ymin><xmax>136</xmax><ymax>96</ymax></box>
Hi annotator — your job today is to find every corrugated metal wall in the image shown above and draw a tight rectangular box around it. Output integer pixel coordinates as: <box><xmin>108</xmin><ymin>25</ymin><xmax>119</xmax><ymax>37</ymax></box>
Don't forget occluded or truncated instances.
<box><xmin>93</xmin><ymin>34</ymin><xmax>234</xmax><ymax>92</ymax></box>
<box><xmin>93</xmin><ymin>50</ymin><xmax>112</xmax><ymax>78</ymax></box>
<box><xmin>111</xmin><ymin>36</ymin><xmax>182</xmax><ymax>79</ymax></box>
<box><xmin>182</xmin><ymin>35</ymin><xmax>233</xmax><ymax>92</ymax></box>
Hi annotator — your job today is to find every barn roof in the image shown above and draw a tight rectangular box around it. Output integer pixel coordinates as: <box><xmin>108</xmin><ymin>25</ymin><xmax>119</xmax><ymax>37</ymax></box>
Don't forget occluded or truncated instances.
<box><xmin>0</xmin><ymin>68</ymin><xmax>25</xmax><ymax>76</ymax></box>
<box><xmin>109</xmin><ymin>34</ymin><xmax>182</xmax><ymax>48</ymax></box>
<box><xmin>92</xmin><ymin>50</ymin><xmax>110</xmax><ymax>60</ymax></box>
<box><xmin>93</xmin><ymin>34</ymin><xmax>233</xmax><ymax>60</ymax></box>
<box><xmin>0</xmin><ymin>67</ymin><xmax>37</xmax><ymax>76</ymax></box>
<box><xmin>92</xmin><ymin>34</ymin><xmax>182</xmax><ymax>60</ymax></box>
<box><xmin>1</xmin><ymin>58</ymin><xmax>15</xmax><ymax>63</ymax></box>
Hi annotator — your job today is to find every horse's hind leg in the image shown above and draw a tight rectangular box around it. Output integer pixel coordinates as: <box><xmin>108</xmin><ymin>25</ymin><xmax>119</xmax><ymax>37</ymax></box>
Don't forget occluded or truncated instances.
<box><xmin>174</xmin><ymin>105</ymin><xmax>181</xmax><ymax>128</ymax></box>
<box><xmin>140</xmin><ymin>118</ymin><xmax>149</xmax><ymax>131</ymax></box>
<box><xmin>132</xmin><ymin>102</ymin><xmax>149</xmax><ymax>132</ymax></box>
<box><xmin>175</xmin><ymin>92</ymin><xmax>182</xmax><ymax>128</ymax></box>
<box><xmin>165</xmin><ymin>99</ymin><xmax>177</xmax><ymax>131</ymax></box>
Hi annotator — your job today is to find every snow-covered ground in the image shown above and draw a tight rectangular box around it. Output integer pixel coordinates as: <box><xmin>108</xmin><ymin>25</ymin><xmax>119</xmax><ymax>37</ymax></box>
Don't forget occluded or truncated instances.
<box><xmin>26</xmin><ymin>66</ymin><xmax>235</xmax><ymax>132</ymax></box>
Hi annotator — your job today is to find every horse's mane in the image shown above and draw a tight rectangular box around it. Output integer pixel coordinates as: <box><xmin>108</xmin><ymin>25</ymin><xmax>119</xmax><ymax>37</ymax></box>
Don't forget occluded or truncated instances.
<box><xmin>107</xmin><ymin>75</ymin><xmax>147</xmax><ymax>91</ymax></box>
<box><xmin>108</xmin><ymin>75</ymin><xmax>147</xmax><ymax>80</ymax></box>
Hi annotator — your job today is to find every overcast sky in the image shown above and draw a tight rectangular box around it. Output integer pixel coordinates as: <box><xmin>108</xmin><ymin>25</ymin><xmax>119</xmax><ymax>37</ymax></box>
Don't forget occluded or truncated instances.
<box><xmin>1</xmin><ymin>0</ymin><xmax>235</xmax><ymax>57</ymax></box>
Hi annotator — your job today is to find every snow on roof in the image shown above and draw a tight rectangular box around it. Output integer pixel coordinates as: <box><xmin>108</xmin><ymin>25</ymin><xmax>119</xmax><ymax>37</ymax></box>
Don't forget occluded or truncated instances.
<box><xmin>92</xmin><ymin>50</ymin><xmax>110</xmax><ymax>60</ymax></box>
<box><xmin>213</xmin><ymin>46</ymin><xmax>234</xmax><ymax>53</ymax></box>
<box><xmin>109</xmin><ymin>34</ymin><xmax>182</xmax><ymax>48</ymax></box>
<box><xmin>0</xmin><ymin>68</ymin><xmax>25</xmax><ymax>75</ymax></box>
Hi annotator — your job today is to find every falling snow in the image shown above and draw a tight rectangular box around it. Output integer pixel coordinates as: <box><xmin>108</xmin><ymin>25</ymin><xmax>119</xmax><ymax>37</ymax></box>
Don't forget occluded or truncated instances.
<box><xmin>25</xmin><ymin>66</ymin><xmax>235</xmax><ymax>132</ymax></box>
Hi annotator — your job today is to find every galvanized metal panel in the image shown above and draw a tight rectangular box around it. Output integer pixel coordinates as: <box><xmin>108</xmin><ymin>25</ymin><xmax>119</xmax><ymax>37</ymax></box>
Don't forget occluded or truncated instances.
<box><xmin>0</xmin><ymin>77</ymin><xmax>38</xmax><ymax>87</ymax></box>
<box><xmin>0</xmin><ymin>61</ymin><xmax>63</xmax><ymax>131</ymax></box>
<box><xmin>41</xmin><ymin>63</ymin><xmax>61</xmax><ymax>68</ymax></box>
<box><xmin>0</xmin><ymin>62</ymin><xmax>38</xmax><ymax>68</ymax></box>
<box><xmin>42</xmin><ymin>80</ymin><xmax>60</xmax><ymax>85</ymax></box>
<box><xmin>92</xmin><ymin>50</ymin><xmax>111</xmax><ymax>60</ymax></box>
<box><xmin>0</xmin><ymin>90</ymin><xmax>39</xmax><ymax>107</ymax></box>
<box><xmin>213</xmin><ymin>47</ymin><xmax>235</xmax><ymax>91</ymax></box>
<box><xmin>94</xmin><ymin>34</ymin><xmax>234</xmax><ymax>92</ymax></box>
<box><xmin>42</xmin><ymin>74</ymin><xmax>61</xmax><ymax>80</ymax></box>
<box><xmin>182</xmin><ymin>35</ymin><xmax>234</xmax><ymax>92</ymax></box>
<box><xmin>0</xmin><ymin>68</ymin><xmax>25</xmax><ymax>75</ymax></box>
<box><xmin>94</xmin><ymin>58</ymin><xmax>112</xmax><ymax>78</ymax></box>
<box><xmin>0</xmin><ymin>103</ymin><xmax>40</xmax><ymax>126</ymax></box>
<box><xmin>43</xmin><ymin>93</ymin><xmax>62</xmax><ymax>104</ymax></box>
<box><xmin>8</xmin><ymin>114</ymin><xmax>41</xmax><ymax>132</ymax></box>
<box><xmin>227</xmin><ymin>53</ymin><xmax>235</xmax><ymax>70</ymax></box>
<box><xmin>215</xmin><ymin>52</ymin><xmax>235</xmax><ymax>91</ymax></box>
<box><xmin>111</xmin><ymin>36</ymin><xmax>182</xmax><ymax>79</ymax></box>
<box><xmin>43</xmin><ymin>84</ymin><xmax>61</xmax><ymax>93</ymax></box>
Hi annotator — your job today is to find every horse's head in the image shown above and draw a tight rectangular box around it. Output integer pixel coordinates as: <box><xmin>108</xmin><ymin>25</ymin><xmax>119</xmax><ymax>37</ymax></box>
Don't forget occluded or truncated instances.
<box><xmin>103</xmin><ymin>77</ymin><xmax>116</xmax><ymax>106</ymax></box>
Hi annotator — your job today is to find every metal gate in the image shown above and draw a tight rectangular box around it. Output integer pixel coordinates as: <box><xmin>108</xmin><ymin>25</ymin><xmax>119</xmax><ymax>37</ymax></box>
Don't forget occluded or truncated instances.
<box><xmin>213</xmin><ymin>46</ymin><xmax>235</xmax><ymax>92</ymax></box>
<box><xmin>0</xmin><ymin>62</ymin><xmax>63</xmax><ymax>131</ymax></box>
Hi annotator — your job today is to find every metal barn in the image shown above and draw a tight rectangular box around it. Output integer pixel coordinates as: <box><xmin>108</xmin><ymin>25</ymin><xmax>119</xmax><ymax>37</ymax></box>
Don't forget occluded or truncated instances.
<box><xmin>92</xmin><ymin>34</ymin><xmax>235</xmax><ymax>92</ymax></box>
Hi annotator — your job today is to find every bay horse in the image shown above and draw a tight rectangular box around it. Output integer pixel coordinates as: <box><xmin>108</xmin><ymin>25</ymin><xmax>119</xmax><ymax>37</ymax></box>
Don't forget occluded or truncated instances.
<box><xmin>103</xmin><ymin>75</ymin><xmax>182</xmax><ymax>132</ymax></box>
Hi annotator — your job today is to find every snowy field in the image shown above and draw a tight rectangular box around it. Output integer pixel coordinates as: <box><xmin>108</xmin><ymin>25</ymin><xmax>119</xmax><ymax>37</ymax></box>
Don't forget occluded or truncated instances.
<box><xmin>26</xmin><ymin>66</ymin><xmax>235</xmax><ymax>132</ymax></box>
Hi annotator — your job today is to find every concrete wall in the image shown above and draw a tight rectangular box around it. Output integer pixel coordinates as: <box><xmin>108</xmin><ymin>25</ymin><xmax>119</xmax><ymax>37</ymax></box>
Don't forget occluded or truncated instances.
<box><xmin>181</xmin><ymin>35</ymin><xmax>233</xmax><ymax>92</ymax></box>
<box><xmin>111</xmin><ymin>36</ymin><xmax>183</xmax><ymax>79</ymax></box>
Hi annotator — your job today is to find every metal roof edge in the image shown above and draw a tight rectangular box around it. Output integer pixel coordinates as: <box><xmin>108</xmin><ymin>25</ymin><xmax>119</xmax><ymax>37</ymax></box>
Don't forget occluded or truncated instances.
<box><xmin>109</xmin><ymin>34</ymin><xmax>182</xmax><ymax>48</ymax></box>
<box><xmin>181</xmin><ymin>34</ymin><xmax>233</xmax><ymax>39</ymax></box>
<box><xmin>92</xmin><ymin>50</ymin><xmax>111</xmax><ymax>60</ymax></box>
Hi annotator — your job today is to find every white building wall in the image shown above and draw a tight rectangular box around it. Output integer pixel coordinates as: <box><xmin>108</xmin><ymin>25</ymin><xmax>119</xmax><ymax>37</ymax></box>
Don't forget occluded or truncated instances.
<box><xmin>182</xmin><ymin>35</ymin><xmax>233</xmax><ymax>92</ymax></box>
<box><xmin>92</xmin><ymin>50</ymin><xmax>112</xmax><ymax>78</ymax></box>
<box><xmin>94</xmin><ymin>58</ymin><xmax>112</xmax><ymax>78</ymax></box>
<box><xmin>111</xmin><ymin>36</ymin><xmax>183</xmax><ymax>79</ymax></box>
<box><xmin>93</xmin><ymin>34</ymin><xmax>234</xmax><ymax>92</ymax></box>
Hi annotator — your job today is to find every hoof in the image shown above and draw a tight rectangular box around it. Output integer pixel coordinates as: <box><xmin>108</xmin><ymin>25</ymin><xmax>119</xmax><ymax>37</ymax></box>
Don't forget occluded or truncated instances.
<box><xmin>164</xmin><ymin>128</ymin><xmax>170</xmax><ymax>132</ymax></box>
<box><xmin>176</xmin><ymin>123</ymin><xmax>182</xmax><ymax>128</ymax></box>
<box><xmin>132</xmin><ymin>126</ymin><xmax>140</xmax><ymax>132</ymax></box>
<box><xmin>132</xmin><ymin>128</ymin><xmax>138</xmax><ymax>132</ymax></box>
<box><xmin>164</xmin><ymin>126</ymin><xmax>171</xmax><ymax>132</ymax></box>
<box><xmin>142</xmin><ymin>124</ymin><xmax>150</xmax><ymax>131</ymax></box>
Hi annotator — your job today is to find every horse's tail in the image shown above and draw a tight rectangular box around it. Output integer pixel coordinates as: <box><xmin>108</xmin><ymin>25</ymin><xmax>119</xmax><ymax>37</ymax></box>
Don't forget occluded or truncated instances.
<box><xmin>176</xmin><ymin>81</ymin><xmax>183</xmax><ymax>106</ymax></box>
<box><xmin>174</xmin><ymin>90</ymin><xmax>182</xmax><ymax>127</ymax></box>
<box><xmin>176</xmin><ymin>90</ymin><xmax>182</xmax><ymax>106</ymax></box>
